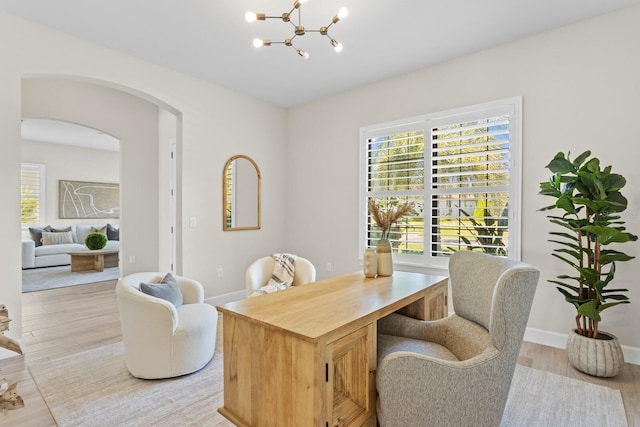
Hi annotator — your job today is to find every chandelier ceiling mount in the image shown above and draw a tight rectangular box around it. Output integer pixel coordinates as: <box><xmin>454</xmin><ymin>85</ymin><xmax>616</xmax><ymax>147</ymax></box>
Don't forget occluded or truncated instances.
<box><xmin>246</xmin><ymin>0</ymin><xmax>348</xmax><ymax>59</ymax></box>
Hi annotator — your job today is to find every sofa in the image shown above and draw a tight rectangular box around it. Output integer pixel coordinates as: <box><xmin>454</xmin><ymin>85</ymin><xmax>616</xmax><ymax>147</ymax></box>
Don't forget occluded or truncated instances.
<box><xmin>22</xmin><ymin>224</ymin><xmax>119</xmax><ymax>269</ymax></box>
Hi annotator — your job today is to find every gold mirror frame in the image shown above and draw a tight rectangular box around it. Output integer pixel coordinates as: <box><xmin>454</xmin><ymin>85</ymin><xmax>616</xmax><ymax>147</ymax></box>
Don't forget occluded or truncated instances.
<box><xmin>222</xmin><ymin>155</ymin><xmax>261</xmax><ymax>231</ymax></box>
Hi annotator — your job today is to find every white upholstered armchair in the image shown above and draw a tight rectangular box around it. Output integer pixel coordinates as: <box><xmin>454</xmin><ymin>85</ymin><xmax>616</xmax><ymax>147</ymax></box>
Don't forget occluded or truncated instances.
<box><xmin>376</xmin><ymin>251</ymin><xmax>539</xmax><ymax>427</ymax></box>
<box><xmin>245</xmin><ymin>255</ymin><xmax>316</xmax><ymax>297</ymax></box>
<box><xmin>116</xmin><ymin>272</ymin><xmax>218</xmax><ymax>379</ymax></box>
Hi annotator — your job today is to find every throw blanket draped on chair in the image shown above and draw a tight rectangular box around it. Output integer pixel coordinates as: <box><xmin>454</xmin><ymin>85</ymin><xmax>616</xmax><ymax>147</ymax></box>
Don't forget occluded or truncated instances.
<box><xmin>250</xmin><ymin>253</ymin><xmax>296</xmax><ymax>297</ymax></box>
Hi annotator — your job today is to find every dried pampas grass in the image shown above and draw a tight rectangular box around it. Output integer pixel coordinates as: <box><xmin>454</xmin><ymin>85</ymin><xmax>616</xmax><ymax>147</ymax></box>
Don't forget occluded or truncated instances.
<box><xmin>368</xmin><ymin>199</ymin><xmax>417</xmax><ymax>239</ymax></box>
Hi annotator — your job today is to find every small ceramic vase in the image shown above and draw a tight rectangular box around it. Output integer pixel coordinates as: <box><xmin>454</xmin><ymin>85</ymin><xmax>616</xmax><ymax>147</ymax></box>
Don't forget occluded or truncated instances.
<box><xmin>363</xmin><ymin>247</ymin><xmax>377</xmax><ymax>278</ymax></box>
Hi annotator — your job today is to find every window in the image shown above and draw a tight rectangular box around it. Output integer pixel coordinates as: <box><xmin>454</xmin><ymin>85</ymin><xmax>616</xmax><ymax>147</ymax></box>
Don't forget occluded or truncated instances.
<box><xmin>360</xmin><ymin>97</ymin><xmax>522</xmax><ymax>269</ymax></box>
<box><xmin>21</xmin><ymin>163</ymin><xmax>45</xmax><ymax>227</ymax></box>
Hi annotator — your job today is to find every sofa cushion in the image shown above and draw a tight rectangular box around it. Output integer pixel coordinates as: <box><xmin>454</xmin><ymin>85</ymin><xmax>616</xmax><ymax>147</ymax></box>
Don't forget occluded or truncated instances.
<box><xmin>75</xmin><ymin>225</ymin><xmax>107</xmax><ymax>244</ymax></box>
<box><xmin>140</xmin><ymin>273</ymin><xmax>183</xmax><ymax>307</ymax></box>
<box><xmin>29</xmin><ymin>225</ymin><xmax>52</xmax><ymax>247</ymax></box>
<box><xmin>41</xmin><ymin>231</ymin><xmax>74</xmax><ymax>245</ymax></box>
<box><xmin>35</xmin><ymin>243</ymin><xmax>85</xmax><ymax>256</ymax></box>
<box><xmin>104</xmin><ymin>240</ymin><xmax>120</xmax><ymax>251</ymax></box>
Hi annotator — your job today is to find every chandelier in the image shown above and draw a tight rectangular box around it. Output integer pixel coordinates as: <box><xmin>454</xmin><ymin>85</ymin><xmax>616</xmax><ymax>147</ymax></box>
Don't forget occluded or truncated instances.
<box><xmin>245</xmin><ymin>0</ymin><xmax>348</xmax><ymax>59</ymax></box>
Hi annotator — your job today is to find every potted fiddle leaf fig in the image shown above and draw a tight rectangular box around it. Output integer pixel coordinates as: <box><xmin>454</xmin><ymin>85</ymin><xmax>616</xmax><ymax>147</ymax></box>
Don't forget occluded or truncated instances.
<box><xmin>539</xmin><ymin>150</ymin><xmax>637</xmax><ymax>377</ymax></box>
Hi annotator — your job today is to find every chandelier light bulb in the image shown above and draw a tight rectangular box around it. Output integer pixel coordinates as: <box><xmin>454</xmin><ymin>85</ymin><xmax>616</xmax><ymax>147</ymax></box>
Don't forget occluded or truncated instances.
<box><xmin>331</xmin><ymin>39</ymin><xmax>343</xmax><ymax>52</ymax></box>
<box><xmin>297</xmin><ymin>49</ymin><xmax>309</xmax><ymax>59</ymax></box>
<box><xmin>253</xmin><ymin>38</ymin><xmax>263</xmax><ymax>48</ymax></box>
<box><xmin>337</xmin><ymin>7</ymin><xmax>349</xmax><ymax>20</ymax></box>
<box><xmin>245</xmin><ymin>11</ymin><xmax>257</xmax><ymax>22</ymax></box>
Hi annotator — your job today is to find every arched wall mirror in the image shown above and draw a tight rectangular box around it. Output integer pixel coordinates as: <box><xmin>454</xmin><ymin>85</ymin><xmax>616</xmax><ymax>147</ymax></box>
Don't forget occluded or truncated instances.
<box><xmin>223</xmin><ymin>155</ymin><xmax>261</xmax><ymax>231</ymax></box>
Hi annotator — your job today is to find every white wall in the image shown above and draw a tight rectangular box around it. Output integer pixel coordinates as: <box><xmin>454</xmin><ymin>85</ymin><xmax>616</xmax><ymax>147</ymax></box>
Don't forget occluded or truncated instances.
<box><xmin>286</xmin><ymin>5</ymin><xmax>640</xmax><ymax>355</ymax></box>
<box><xmin>21</xmin><ymin>139</ymin><xmax>120</xmax><ymax>229</ymax></box>
<box><xmin>0</xmin><ymin>11</ymin><xmax>288</xmax><ymax>344</ymax></box>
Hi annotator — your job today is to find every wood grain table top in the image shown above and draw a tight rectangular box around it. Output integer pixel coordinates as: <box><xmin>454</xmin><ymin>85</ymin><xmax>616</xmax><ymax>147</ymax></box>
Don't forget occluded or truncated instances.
<box><xmin>217</xmin><ymin>271</ymin><xmax>446</xmax><ymax>342</ymax></box>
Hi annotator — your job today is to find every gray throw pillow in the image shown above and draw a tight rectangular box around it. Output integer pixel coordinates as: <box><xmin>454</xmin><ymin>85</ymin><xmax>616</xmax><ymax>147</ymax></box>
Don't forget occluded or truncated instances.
<box><xmin>107</xmin><ymin>223</ymin><xmax>119</xmax><ymax>241</ymax></box>
<box><xmin>29</xmin><ymin>225</ymin><xmax>52</xmax><ymax>247</ymax></box>
<box><xmin>139</xmin><ymin>273</ymin><xmax>183</xmax><ymax>307</ymax></box>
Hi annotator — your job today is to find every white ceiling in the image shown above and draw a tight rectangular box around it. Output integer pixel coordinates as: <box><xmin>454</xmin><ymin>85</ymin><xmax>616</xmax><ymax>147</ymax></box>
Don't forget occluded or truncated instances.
<box><xmin>21</xmin><ymin>118</ymin><xmax>120</xmax><ymax>151</ymax></box>
<box><xmin>4</xmin><ymin>0</ymin><xmax>640</xmax><ymax>145</ymax></box>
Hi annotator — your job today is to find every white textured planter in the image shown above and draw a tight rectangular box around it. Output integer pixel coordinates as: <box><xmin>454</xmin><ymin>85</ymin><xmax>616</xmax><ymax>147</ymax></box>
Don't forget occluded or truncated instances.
<box><xmin>566</xmin><ymin>329</ymin><xmax>624</xmax><ymax>377</ymax></box>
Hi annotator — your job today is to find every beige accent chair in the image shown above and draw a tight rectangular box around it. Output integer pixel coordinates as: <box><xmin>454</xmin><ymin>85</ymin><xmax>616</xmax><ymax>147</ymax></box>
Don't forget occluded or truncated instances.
<box><xmin>116</xmin><ymin>272</ymin><xmax>218</xmax><ymax>379</ymax></box>
<box><xmin>376</xmin><ymin>251</ymin><xmax>539</xmax><ymax>427</ymax></box>
<box><xmin>245</xmin><ymin>255</ymin><xmax>316</xmax><ymax>297</ymax></box>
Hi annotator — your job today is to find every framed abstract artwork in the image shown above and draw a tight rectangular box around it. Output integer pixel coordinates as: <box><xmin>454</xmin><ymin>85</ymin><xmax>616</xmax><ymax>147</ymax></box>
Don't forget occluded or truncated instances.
<box><xmin>59</xmin><ymin>180</ymin><xmax>119</xmax><ymax>219</ymax></box>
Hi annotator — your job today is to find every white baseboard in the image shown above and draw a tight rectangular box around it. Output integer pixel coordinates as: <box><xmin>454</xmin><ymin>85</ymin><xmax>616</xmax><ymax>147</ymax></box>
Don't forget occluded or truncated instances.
<box><xmin>205</xmin><ymin>289</ymin><xmax>246</xmax><ymax>307</ymax></box>
<box><xmin>524</xmin><ymin>327</ymin><xmax>640</xmax><ymax>366</ymax></box>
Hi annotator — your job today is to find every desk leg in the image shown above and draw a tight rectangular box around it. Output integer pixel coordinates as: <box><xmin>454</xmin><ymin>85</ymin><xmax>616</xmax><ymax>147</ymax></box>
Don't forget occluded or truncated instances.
<box><xmin>396</xmin><ymin>279</ymin><xmax>448</xmax><ymax>321</ymax></box>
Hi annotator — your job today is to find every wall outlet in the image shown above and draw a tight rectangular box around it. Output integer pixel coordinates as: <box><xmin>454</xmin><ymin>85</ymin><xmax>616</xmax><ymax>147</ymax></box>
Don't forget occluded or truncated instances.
<box><xmin>129</xmin><ymin>256</ymin><xmax>136</xmax><ymax>263</ymax></box>
<box><xmin>326</xmin><ymin>262</ymin><xmax>332</xmax><ymax>272</ymax></box>
<box><xmin>217</xmin><ymin>268</ymin><xmax>224</xmax><ymax>278</ymax></box>
<box><xmin>189</xmin><ymin>217</ymin><xmax>197</xmax><ymax>227</ymax></box>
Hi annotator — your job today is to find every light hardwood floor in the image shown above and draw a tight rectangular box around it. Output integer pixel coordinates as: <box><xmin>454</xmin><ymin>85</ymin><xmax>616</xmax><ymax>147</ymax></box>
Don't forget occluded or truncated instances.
<box><xmin>0</xmin><ymin>281</ymin><xmax>638</xmax><ymax>426</ymax></box>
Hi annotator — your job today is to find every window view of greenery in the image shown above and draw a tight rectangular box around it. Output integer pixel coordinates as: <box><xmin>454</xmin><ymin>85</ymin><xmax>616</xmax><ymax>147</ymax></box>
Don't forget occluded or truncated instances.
<box><xmin>365</xmin><ymin>114</ymin><xmax>511</xmax><ymax>258</ymax></box>
<box><xmin>21</xmin><ymin>186</ymin><xmax>39</xmax><ymax>225</ymax></box>
<box><xmin>430</xmin><ymin>116</ymin><xmax>510</xmax><ymax>257</ymax></box>
<box><xmin>21</xmin><ymin>164</ymin><xmax>42</xmax><ymax>226</ymax></box>
<box><xmin>366</xmin><ymin>130</ymin><xmax>425</xmax><ymax>254</ymax></box>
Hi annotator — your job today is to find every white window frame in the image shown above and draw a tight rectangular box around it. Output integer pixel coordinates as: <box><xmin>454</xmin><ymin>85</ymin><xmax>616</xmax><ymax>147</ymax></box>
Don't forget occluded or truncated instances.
<box><xmin>21</xmin><ymin>162</ymin><xmax>45</xmax><ymax>228</ymax></box>
<box><xmin>359</xmin><ymin>96</ymin><xmax>522</xmax><ymax>271</ymax></box>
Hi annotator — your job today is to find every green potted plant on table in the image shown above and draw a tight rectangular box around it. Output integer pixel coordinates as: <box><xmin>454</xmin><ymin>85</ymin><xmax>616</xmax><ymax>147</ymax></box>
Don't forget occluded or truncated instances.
<box><xmin>85</xmin><ymin>232</ymin><xmax>108</xmax><ymax>250</ymax></box>
<box><xmin>539</xmin><ymin>150</ymin><xmax>637</xmax><ymax>377</ymax></box>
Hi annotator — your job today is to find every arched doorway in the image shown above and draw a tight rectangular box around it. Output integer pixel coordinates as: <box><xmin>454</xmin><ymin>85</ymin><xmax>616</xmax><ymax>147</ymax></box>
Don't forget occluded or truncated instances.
<box><xmin>20</xmin><ymin>75</ymin><xmax>182</xmax><ymax>283</ymax></box>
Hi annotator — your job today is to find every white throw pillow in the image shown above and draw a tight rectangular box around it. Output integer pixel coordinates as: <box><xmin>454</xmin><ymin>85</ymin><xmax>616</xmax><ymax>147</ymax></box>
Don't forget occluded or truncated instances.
<box><xmin>41</xmin><ymin>231</ymin><xmax>74</xmax><ymax>245</ymax></box>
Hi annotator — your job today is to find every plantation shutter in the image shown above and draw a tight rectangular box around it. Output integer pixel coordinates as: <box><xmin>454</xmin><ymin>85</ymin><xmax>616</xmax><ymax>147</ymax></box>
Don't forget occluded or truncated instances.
<box><xmin>360</xmin><ymin>97</ymin><xmax>522</xmax><ymax>269</ymax></box>
<box><xmin>21</xmin><ymin>163</ymin><xmax>45</xmax><ymax>226</ymax></box>
<box><xmin>429</xmin><ymin>112</ymin><xmax>511</xmax><ymax>258</ymax></box>
<box><xmin>364</xmin><ymin>121</ymin><xmax>425</xmax><ymax>256</ymax></box>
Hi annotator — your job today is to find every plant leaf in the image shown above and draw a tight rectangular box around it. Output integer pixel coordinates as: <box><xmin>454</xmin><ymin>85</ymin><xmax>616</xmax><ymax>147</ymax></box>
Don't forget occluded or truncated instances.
<box><xmin>572</xmin><ymin>150</ymin><xmax>591</xmax><ymax>168</ymax></box>
<box><xmin>577</xmin><ymin>300</ymin><xmax>601</xmax><ymax>322</ymax></box>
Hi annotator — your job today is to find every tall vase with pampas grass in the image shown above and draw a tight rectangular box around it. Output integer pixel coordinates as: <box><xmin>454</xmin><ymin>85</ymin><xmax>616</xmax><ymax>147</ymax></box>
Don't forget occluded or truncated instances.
<box><xmin>368</xmin><ymin>199</ymin><xmax>417</xmax><ymax>277</ymax></box>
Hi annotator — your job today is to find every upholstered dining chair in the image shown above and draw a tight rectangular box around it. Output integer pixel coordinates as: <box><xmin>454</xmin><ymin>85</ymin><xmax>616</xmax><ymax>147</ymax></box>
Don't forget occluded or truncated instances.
<box><xmin>376</xmin><ymin>251</ymin><xmax>539</xmax><ymax>427</ymax></box>
<box><xmin>116</xmin><ymin>272</ymin><xmax>218</xmax><ymax>379</ymax></box>
<box><xmin>245</xmin><ymin>255</ymin><xmax>316</xmax><ymax>297</ymax></box>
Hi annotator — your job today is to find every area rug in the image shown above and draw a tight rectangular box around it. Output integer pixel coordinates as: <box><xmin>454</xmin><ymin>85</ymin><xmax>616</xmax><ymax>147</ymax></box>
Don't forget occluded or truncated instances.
<box><xmin>502</xmin><ymin>365</ymin><xmax>627</xmax><ymax>427</ymax></box>
<box><xmin>29</xmin><ymin>343</ymin><xmax>627</xmax><ymax>427</ymax></box>
<box><xmin>22</xmin><ymin>265</ymin><xmax>120</xmax><ymax>293</ymax></box>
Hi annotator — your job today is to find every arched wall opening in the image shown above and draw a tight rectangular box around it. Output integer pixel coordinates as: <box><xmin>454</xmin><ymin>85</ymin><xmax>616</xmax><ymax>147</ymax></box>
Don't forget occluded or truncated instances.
<box><xmin>21</xmin><ymin>75</ymin><xmax>182</xmax><ymax>279</ymax></box>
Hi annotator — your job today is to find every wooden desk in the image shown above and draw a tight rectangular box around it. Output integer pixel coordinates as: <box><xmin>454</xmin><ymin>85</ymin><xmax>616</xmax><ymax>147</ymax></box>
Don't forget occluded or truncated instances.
<box><xmin>217</xmin><ymin>271</ymin><xmax>448</xmax><ymax>427</ymax></box>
